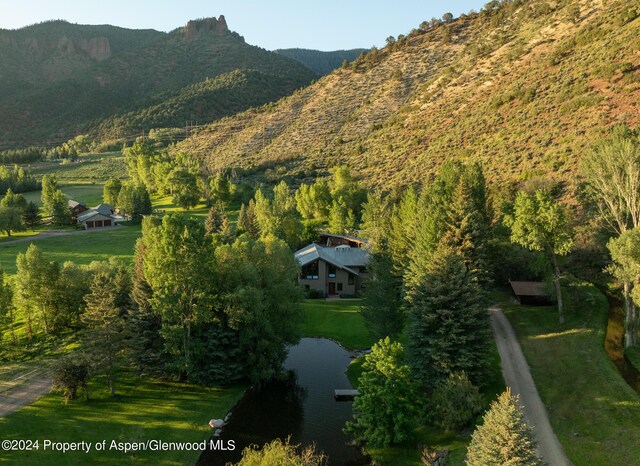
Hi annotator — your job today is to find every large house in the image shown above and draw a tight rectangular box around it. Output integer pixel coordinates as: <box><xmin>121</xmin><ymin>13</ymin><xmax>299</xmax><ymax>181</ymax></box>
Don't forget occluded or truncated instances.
<box><xmin>294</xmin><ymin>233</ymin><xmax>370</xmax><ymax>297</ymax></box>
<box><xmin>76</xmin><ymin>203</ymin><xmax>123</xmax><ymax>229</ymax></box>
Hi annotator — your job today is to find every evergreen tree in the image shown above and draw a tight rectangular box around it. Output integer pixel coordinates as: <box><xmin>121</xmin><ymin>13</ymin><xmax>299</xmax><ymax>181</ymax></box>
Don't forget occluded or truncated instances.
<box><xmin>466</xmin><ymin>389</ymin><xmax>541</xmax><ymax>466</ymax></box>
<box><xmin>360</xmin><ymin>191</ymin><xmax>391</xmax><ymax>253</ymax></box>
<box><xmin>407</xmin><ymin>241</ymin><xmax>490</xmax><ymax>388</ymax></box>
<box><xmin>210</xmin><ymin>173</ymin><xmax>232</xmax><ymax>207</ymax></box>
<box><xmin>238</xmin><ymin>200</ymin><xmax>260</xmax><ymax>238</ymax></box>
<box><xmin>443</xmin><ymin>165</ymin><xmax>493</xmax><ymax>287</ymax></box>
<box><xmin>103</xmin><ymin>178</ymin><xmax>122</xmax><ymax>206</ymax></box>
<box><xmin>82</xmin><ymin>269</ymin><xmax>127</xmax><ymax>397</ymax></box>
<box><xmin>128</xmin><ymin>239</ymin><xmax>164</xmax><ymax>375</ymax></box>
<box><xmin>345</xmin><ymin>338</ymin><xmax>420</xmax><ymax>447</ymax></box>
<box><xmin>22</xmin><ymin>201</ymin><xmax>41</xmax><ymax>229</ymax></box>
<box><xmin>388</xmin><ymin>186</ymin><xmax>419</xmax><ymax>273</ymax></box>
<box><xmin>360</xmin><ymin>252</ymin><xmax>404</xmax><ymax>340</ymax></box>
<box><xmin>205</xmin><ymin>205</ymin><xmax>223</xmax><ymax>234</ymax></box>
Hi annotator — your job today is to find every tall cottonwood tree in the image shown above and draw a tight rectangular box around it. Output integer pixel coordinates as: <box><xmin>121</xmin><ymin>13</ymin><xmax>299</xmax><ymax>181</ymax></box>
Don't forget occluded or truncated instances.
<box><xmin>141</xmin><ymin>215</ymin><xmax>214</xmax><ymax>380</ymax></box>
<box><xmin>582</xmin><ymin>126</ymin><xmax>640</xmax><ymax>344</ymax></box>
<box><xmin>505</xmin><ymin>190</ymin><xmax>573</xmax><ymax>324</ymax></box>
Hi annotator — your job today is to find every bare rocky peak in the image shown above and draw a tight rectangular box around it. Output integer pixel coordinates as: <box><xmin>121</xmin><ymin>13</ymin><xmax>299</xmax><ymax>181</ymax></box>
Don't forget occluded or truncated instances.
<box><xmin>184</xmin><ymin>16</ymin><xmax>229</xmax><ymax>39</ymax></box>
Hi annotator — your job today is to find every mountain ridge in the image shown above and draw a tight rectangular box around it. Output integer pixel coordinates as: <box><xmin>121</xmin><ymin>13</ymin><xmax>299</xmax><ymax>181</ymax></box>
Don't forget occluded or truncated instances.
<box><xmin>174</xmin><ymin>0</ymin><xmax>640</xmax><ymax>195</ymax></box>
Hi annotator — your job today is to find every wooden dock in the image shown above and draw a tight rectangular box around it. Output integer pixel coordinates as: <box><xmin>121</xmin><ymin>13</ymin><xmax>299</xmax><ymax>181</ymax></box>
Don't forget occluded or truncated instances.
<box><xmin>334</xmin><ymin>389</ymin><xmax>359</xmax><ymax>401</ymax></box>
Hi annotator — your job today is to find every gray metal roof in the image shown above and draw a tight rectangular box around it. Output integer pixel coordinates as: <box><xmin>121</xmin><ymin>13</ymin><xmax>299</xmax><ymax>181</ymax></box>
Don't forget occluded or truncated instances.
<box><xmin>92</xmin><ymin>204</ymin><xmax>114</xmax><ymax>216</ymax></box>
<box><xmin>294</xmin><ymin>243</ymin><xmax>370</xmax><ymax>275</ymax></box>
<box><xmin>77</xmin><ymin>209</ymin><xmax>112</xmax><ymax>222</ymax></box>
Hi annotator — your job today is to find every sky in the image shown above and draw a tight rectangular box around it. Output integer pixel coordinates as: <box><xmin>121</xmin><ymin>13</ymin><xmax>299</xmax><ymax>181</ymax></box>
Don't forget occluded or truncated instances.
<box><xmin>0</xmin><ymin>0</ymin><xmax>488</xmax><ymax>51</ymax></box>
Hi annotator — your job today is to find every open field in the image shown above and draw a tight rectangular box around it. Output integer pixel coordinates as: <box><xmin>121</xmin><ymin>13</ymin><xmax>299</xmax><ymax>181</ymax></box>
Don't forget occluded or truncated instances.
<box><xmin>0</xmin><ymin>373</ymin><xmax>245</xmax><ymax>465</ymax></box>
<box><xmin>28</xmin><ymin>152</ymin><xmax>127</xmax><ymax>183</ymax></box>
<box><xmin>500</xmin><ymin>285</ymin><xmax>640</xmax><ymax>466</ymax></box>
<box><xmin>0</xmin><ymin>225</ymin><xmax>141</xmax><ymax>274</ymax></box>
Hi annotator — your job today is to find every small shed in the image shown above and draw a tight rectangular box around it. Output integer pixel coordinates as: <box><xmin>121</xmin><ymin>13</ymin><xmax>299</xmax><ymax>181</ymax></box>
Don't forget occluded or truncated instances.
<box><xmin>509</xmin><ymin>281</ymin><xmax>553</xmax><ymax>305</ymax></box>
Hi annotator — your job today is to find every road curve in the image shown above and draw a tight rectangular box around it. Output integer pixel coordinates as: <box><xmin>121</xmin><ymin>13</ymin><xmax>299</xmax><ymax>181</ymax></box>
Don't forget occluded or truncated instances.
<box><xmin>489</xmin><ymin>307</ymin><xmax>572</xmax><ymax>466</ymax></box>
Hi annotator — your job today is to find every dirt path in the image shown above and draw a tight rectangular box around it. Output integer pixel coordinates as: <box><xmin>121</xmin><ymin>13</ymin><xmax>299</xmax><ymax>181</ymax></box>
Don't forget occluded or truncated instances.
<box><xmin>490</xmin><ymin>307</ymin><xmax>572</xmax><ymax>466</ymax></box>
<box><xmin>0</xmin><ymin>370</ymin><xmax>51</xmax><ymax>418</ymax></box>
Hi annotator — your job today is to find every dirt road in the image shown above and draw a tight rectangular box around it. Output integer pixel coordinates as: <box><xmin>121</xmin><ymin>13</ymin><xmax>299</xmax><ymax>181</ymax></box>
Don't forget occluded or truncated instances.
<box><xmin>490</xmin><ymin>307</ymin><xmax>572</xmax><ymax>466</ymax></box>
<box><xmin>0</xmin><ymin>370</ymin><xmax>51</xmax><ymax>418</ymax></box>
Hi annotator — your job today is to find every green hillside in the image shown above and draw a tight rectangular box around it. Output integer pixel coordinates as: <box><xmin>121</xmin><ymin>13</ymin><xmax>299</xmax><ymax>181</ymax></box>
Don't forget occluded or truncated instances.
<box><xmin>275</xmin><ymin>48</ymin><xmax>367</xmax><ymax>75</ymax></box>
<box><xmin>0</xmin><ymin>17</ymin><xmax>316</xmax><ymax>149</ymax></box>
<box><xmin>175</xmin><ymin>0</ymin><xmax>640</xmax><ymax>195</ymax></box>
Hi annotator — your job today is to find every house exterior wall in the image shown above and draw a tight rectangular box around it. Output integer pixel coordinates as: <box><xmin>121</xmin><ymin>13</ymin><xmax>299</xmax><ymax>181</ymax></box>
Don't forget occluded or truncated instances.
<box><xmin>80</xmin><ymin>214</ymin><xmax>113</xmax><ymax>229</ymax></box>
<box><xmin>299</xmin><ymin>259</ymin><xmax>360</xmax><ymax>297</ymax></box>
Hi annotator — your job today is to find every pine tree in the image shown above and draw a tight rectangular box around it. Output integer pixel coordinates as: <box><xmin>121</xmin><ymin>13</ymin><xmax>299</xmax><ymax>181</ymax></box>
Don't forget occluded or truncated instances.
<box><xmin>407</xmin><ymin>240</ymin><xmax>490</xmax><ymax>388</ymax></box>
<box><xmin>238</xmin><ymin>200</ymin><xmax>259</xmax><ymax>238</ymax></box>
<box><xmin>361</xmin><ymin>252</ymin><xmax>404</xmax><ymax>340</ymax></box>
<box><xmin>82</xmin><ymin>270</ymin><xmax>127</xmax><ymax>397</ymax></box>
<box><xmin>22</xmin><ymin>201</ymin><xmax>41</xmax><ymax>229</ymax></box>
<box><xmin>50</xmin><ymin>190</ymin><xmax>71</xmax><ymax>225</ymax></box>
<box><xmin>466</xmin><ymin>389</ymin><xmax>541</xmax><ymax>466</ymax></box>
<box><xmin>205</xmin><ymin>205</ymin><xmax>223</xmax><ymax>234</ymax></box>
<box><xmin>443</xmin><ymin>166</ymin><xmax>493</xmax><ymax>288</ymax></box>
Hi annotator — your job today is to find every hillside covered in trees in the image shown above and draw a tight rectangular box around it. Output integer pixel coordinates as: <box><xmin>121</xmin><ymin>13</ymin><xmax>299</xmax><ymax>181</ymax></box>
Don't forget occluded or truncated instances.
<box><xmin>275</xmin><ymin>48</ymin><xmax>367</xmax><ymax>75</ymax></box>
<box><xmin>0</xmin><ymin>17</ymin><xmax>316</xmax><ymax>149</ymax></box>
<box><xmin>175</xmin><ymin>0</ymin><xmax>640</xmax><ymax>195</ymax></box>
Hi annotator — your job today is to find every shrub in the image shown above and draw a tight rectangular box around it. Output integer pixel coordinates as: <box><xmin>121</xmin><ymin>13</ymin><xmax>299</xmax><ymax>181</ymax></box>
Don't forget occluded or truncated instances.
<box><xmin>236</xmin><ymin>438</ymin><xmax>325</xmax><ymax>466</ymax></box>
<box><xmin>52</xmin><ymin>359</ymin><xmax>90</xmax><ymax>403</ymax></box>
<box><xmin>429</xmin><ymin>372</ymin><xmax>484</xmax><ymax>432</ymax></box>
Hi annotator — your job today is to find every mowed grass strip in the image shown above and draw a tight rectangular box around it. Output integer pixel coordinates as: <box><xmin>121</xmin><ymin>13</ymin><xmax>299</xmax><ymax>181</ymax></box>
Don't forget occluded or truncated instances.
<box><xmin>501</xmin><ymin>286</ymin><xmax>640</xmax><ymax>466</ymax></box>
<box><xmin>0</xmin><ymin>225</ymin><xmax>142</xmax><ymax>274</ymax></box>
<box><xmin>0</xmin><ymin>373</ymin><xmax>245</xmax><ymax>465</ymax></box>
<box><xmin>301</xmin><ymin>299</ymin><xmax>375</xmax><ymax>350</ymax></box>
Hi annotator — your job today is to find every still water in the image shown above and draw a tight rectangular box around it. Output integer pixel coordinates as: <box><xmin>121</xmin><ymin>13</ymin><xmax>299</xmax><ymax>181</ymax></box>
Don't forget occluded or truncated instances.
<box><xmin>197</xmin><ymin>338</ymin><xmax>369</xmax><ymax>465</ymax></box>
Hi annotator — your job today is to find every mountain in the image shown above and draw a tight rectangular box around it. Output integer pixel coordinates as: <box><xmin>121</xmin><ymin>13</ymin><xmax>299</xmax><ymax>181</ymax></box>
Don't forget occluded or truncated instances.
<box><xmin>0</xmin><ymin>17</ymin><xmax>317</xmax><ymax>149</ymax></box>
<box><xmin>176</xmin><ymin>0</ymin><xmax>640</xmax><ymax>195</ymax></box>
<box><xmin>275</xmin><ymin>48</ymin><xmax>368</xmax><ymax>75</ymax></box>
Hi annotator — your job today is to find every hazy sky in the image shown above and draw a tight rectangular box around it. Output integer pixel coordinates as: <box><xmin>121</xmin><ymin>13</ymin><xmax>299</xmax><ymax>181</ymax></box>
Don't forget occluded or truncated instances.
<box><xmin>0</xmin><ymin>1</ymin><xmax>488</xmax><ymax>50</ymax></box>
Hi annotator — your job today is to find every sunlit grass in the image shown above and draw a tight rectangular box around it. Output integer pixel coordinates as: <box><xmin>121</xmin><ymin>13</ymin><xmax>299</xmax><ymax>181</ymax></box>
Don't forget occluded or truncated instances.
<box><xmin>499</xmin><ymin>285</ymin><xmax>640</xmax><ymax>466</ymax></box>
<box><xmin>0</xmin><ymin>372</ymin><xmax>245</xmax><ymax>465</ymax></box>
<box><xmin>301</xmin><ymin>299</ymin><xmax>375</xmax><ymax>350</ymax></box>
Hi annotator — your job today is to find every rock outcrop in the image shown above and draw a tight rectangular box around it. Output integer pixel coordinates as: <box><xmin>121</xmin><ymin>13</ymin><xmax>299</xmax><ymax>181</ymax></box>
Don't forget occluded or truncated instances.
<box><xmin>184</xmin><ymin>16</ymin><xmax>229</xmax><ymax>39</ymax></box>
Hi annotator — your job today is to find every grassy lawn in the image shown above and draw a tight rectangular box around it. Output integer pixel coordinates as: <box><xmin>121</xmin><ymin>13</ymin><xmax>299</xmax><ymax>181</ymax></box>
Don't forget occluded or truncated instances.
<box><xmin>0</xmin><ymin>373</ymin><xmax>245</xmax><ymax>465</ymax></box>
<box><xmin>0</xmin><ymin>225</ymin><xmax>142</xmax><ymax>274</ymax></box>
<box><xmin>500</xmin><ymin>284</ymin><xmax>640</xmax><ymax>466</ymax></box>
<box><xmin>301</xmin><ymin>299</ymin><xmax>375</xmax><ymax>350</ymax></box>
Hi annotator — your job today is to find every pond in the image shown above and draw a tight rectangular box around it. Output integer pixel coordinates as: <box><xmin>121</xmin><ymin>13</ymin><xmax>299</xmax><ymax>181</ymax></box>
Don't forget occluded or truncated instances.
<box><xmin>197</xmin><ymin>338</ymin><xmax>369</xmax><ymax>465</ymax></box>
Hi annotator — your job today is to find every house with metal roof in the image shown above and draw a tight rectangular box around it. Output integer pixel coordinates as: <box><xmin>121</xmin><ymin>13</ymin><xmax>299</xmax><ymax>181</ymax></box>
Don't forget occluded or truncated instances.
<box><xmin>294</xmin><ymin>233</ymin><xmax>371</xmax><ymax>297</ymax></box>
<box><xmin>76</xmin><ymin>203</ymin><xmax>125</xmax><ymax>229</ymax></box>
<box><xmin>67</xmin><ymin>199</ymin><xmax>88</xmax><ymax>223</ymax></box>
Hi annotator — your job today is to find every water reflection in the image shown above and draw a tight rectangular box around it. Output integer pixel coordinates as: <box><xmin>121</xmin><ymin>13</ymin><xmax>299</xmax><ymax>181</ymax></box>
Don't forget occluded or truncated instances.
<box><xmin>198</xmin><ymin>338</ymin><xmax>369</xmax><ymax>465</ymax></box>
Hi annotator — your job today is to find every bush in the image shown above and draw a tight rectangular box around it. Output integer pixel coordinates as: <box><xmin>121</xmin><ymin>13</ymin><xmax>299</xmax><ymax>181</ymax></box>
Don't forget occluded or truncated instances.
<box><xmin>429</xmin><ymin>372</ymin><xmax>483</xmax><ymax>432</ymax></box>
<box><xmin>52</xmin><ymin>359</ymin><xmax>90</xmax><ymax>403</ymax></box>
<box><xmin>236</xmin><ymin>438</ymin><xmax>326</xmax><ymax>466</ymax></box>
<box><xmin>305</xmin><ymin>289</ymin><xmax>325</xmax><ymax>299</ymax></box>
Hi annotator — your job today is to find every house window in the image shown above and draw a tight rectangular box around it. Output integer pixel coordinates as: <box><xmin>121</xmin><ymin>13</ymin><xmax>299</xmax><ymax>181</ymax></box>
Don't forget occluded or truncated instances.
<box><xmin>337</xmin><ymin>283</ymin><xmax>343</xmax><ymax>292</ymax></box>
<box><xmin>301</xmin><ymin>261</ymin><xmax>319</xmax><ymax>280</ymax></box>
<box><xmin>328</xmin><ymin>264</ymin><xmax>337</xmax><ymax>278</ymax></box>
<box><xmin>348</xmin><ymin>274</ymin><xmax>354</xmax><ymax>285</ymax></box>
